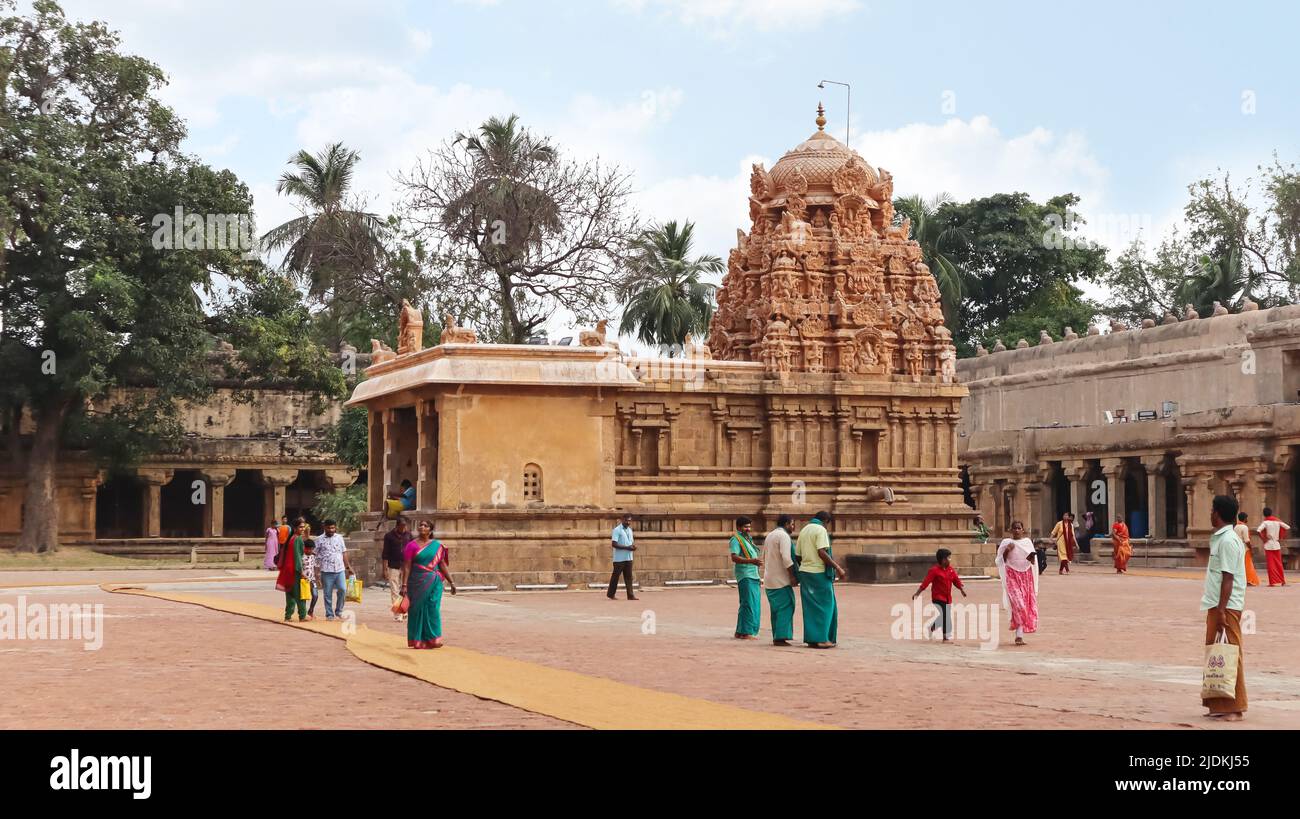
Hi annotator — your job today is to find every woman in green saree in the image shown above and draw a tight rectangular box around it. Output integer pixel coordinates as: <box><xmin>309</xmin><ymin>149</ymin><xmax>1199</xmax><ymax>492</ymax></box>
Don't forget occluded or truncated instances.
<box><xmin>274</xmin><ymin>521</ymin><xmax>312</xmax><ymax>622</ymax></box>
<box><xmin>400</xmin><ymin>519</ymin><xmax>457</xmax><ymax>649</ymax></box>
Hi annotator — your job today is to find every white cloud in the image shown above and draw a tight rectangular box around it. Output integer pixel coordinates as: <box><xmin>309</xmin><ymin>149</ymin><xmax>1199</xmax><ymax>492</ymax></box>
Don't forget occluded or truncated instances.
<box><xmin>614</xmin><ymin>0</ymin><xmax>861</xmax><ymax>34</ymax></box>
<box><xmin>854</xmin><ymin>116</ymin><xmax>1110</xmax><ymax>213</ymax></box>
<box><xmin>636</xmin><ymin>155</ymin><xmax>766</xmax><ymax>268</ymax></box>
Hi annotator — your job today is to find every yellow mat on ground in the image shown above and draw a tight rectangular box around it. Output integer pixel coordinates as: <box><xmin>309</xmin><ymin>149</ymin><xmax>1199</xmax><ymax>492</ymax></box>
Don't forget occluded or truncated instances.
<box><xmin>106</xmin><ymin>585</ymin><xmax>830</xmax><ymax>731</ymax></box>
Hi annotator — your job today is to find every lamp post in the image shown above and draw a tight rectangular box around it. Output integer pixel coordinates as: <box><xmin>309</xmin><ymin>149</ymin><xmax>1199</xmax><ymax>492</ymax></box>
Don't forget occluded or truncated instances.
<box><xmin>817</xmin><ymin>80</ymin><xmax>850</xmax><ymax>144</ymax></box>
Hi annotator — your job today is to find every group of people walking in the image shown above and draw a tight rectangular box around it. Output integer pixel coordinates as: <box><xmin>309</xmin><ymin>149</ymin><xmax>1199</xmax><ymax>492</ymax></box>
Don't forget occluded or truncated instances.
<box><xmin>1042</xmin><ymin>505</ymin><xmax>1290</xmax><ymax>585</ymax></box>
<box><xmin>270</xmin><ymin>517</ymin><xmax>355</xmax><ymax>621</ymax></box>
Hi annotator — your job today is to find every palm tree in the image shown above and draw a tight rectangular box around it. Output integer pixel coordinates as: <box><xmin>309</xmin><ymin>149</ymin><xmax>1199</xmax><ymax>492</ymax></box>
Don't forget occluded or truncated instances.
<box><xmin>894</xmin><ymin>193</ymin><xmax>969</xmax><ymax>326</ymax></box>
<box><xmin>261</xmin><ymin>142</ymin><xmax>387</xmax><ymax>299</ymax></box>
<box><xmin>619</xmin><ymin>221</ymin><xmax>720</xmax><ymax>353</ymax></box>
<box><xmin>442</xmin><ymin>115</ymin><xmax>561</xmax><ymax>265</ymax></box>
<box><xmin>1175</xmin><ymin>248</ymin><xmax>1256</xmax><ymax>316</ymax></box>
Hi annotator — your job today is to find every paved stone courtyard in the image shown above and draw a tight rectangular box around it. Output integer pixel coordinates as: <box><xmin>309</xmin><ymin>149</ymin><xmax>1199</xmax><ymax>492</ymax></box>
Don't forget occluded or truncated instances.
<box><xmin>2</xmin><ymin>567</ymin><xmax>1297</xmax><ymax>729</ymax></box>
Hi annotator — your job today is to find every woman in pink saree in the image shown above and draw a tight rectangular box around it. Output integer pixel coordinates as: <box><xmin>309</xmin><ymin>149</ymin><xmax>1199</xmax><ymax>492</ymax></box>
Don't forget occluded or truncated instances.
<box><xmin>997</xmin><ymin>520</ymin><xmax>1039</xmax><ymax>646</ymax></box>
<box><xmin>263</xmin><ymin>521</ymin><xmax>279</xmax><ymax>570</ymax></box>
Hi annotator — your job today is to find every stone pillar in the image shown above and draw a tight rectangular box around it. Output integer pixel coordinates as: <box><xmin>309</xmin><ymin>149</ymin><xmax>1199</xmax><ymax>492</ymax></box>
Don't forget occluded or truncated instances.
<box><xmin>262</xmin><ymin>469</ymin><xmax>298</xmax><ymax>525</ymax></box>
<box><xmin>199</xmin><ymin>469</ymin><xmax>235</xmax><ymax>538</ymax></box>
<box><xmin>367</xmin><ymin>410</ymin><xmax>384</xmax><ymax>511</ymax></box>
<box><xmin>750</xmin><ymin>429</ymin><xmax>761</xmax><ymax>468</ymax></box>
<box><xmin>1101</xmin><ymin>458</ymin><xmax>1127</xmax><ymax>529</ymax></box>
<box><xmin>1023</xmin><ymin>482</ymin><xmax>1044</xmax><ymax>539</ymax></box>
<box><xmin>769</xmin><ymin>410</ymin><xmax>786</xmax><ymax>469</ymax></box>
<box><xmin>712</xmin><ymin>408</ymin><xmax>727</xmax><ymax>468</ymax></box>
<box><xmin>1183</xmin><ymin>473</ymin><xmax>1215</xmax><ymax>539</ymax></box>
<box><xmin>1141</xmin><ymin>457</ymin><xmax>1167</xmax><ymax>539</ymax></box>
<box><xmin>137</xmin><ymin>469</ymin><xmax>172</xmax><ymax>539</ymax></box>
<box><xmin>888</xmin><ymin>412</ymin><xmax>902</xmax><ymax>470</ymax></box>
<box><xmin>630</xmin><ymin>428</ymin><xmax>642</xmax><ymax>469</ymax></box>
<box><xmin>1255</xmin><ymin>472</ymin><xmax>1279</xmax><ymax>517</ymax></box>
<box><xmin>726</xmin><ymin>429</ymin><xmax>739</xmax><ymax>468</ymax></box>
<box><xmin>656</xmin><ymin>428</ymin><xmax>669</xmax><ymax>472</ymax></box>
<box><xmin>417</xmin><ymin>399</ymin><xmax>436</xmax><ymax>510</ymax></box>
<box><xmin>1063</xmin><ymin>460</ymin><xmax>1089</xmax><ymax>521</ymax></box>
<box><xmin>836</xmin><ymin>412</ymin><xmax>853</xmax><ymax>469</ymax></box>
<box><xmin>383</xmin><ymin>408</ymin><xmax>402</xmax><ymax>501</ymax></box>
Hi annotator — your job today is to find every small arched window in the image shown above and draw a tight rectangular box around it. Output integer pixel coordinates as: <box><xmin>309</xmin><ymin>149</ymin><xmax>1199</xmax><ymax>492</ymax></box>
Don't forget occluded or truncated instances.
<box><xmin>523</xmin><ymin>463</ymin><xmax>543</xmax><ymax>501</ymax></box>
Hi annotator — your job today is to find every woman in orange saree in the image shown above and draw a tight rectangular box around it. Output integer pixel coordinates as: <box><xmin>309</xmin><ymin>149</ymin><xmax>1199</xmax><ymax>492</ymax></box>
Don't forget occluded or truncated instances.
<box><xmin>1111</xmin><ymin>519</ymin><xmax>1132</xmax><ymax>573</ymax></box>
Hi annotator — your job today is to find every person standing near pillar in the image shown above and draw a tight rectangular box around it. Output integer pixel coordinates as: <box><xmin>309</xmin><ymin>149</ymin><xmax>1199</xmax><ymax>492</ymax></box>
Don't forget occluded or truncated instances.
<box><xmin>1254</xmin><ymin>507</ymin><xmax>1290</xmax><ymax>587</ymax></box>
<box><xmin>1050</xmin><ymin>511</ymin><xmax>1077</xmax><ymax>575</ymax></box>
<box><xmin>383</xmin><ymin>516</ymin><xmax>416</xmax><ymax>620</ymax></box>
<box><xmin>263</xmin><ymin>519</ymin><xmax>280</xmax><ymax>571</ymax></box>
<box><xmin>607</xmin><ymin>513</ymin><xmax>637</xmax><ymax>600</ymax></box>
<box><xmin>1111</xmin><ymin>517</ymin><xmax>1132</xmax><ymax>574</ymax></box>
<box><xmin>729</xmin><ymin>517</ymin><xmax>763</xmax><ymax>640</ymax></box>
<box><xmin>1234</xmin><ymin>513</ymin><xmax>1261</xmax><ymax>587</ymax></box>
<box><xmin>796</xmin><ymin>511</ymin><xmax>846</xmax><ymax>649</ymax></box>
<box><xmin>1079</xmin><ymin>510</ymin><xmax>1095</xmax><ymax>555</ymax></box>
<box><xmin>1202</xmin><ymin>495</ymin><xmax>1248</xmax><ymax>721</ymax></box>
<box><xmin>762</xmin><ymin>514</ymin><xmax>798</xmax><ymax>646</ymax></box>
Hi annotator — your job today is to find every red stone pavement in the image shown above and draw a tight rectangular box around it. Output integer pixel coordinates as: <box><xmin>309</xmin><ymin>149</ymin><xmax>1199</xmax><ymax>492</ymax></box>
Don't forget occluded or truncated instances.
<box><xmin>1</xmin><ymin>566</ymin><xmax>1296</xmax><ymax>729</ymax></box>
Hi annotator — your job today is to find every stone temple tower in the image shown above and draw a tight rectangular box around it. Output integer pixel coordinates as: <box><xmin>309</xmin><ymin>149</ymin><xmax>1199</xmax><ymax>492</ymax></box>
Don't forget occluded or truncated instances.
<box><xmin>708</xmin><ymin>104</ymin><xmax>956</xmax><ymax>384</ymax></box>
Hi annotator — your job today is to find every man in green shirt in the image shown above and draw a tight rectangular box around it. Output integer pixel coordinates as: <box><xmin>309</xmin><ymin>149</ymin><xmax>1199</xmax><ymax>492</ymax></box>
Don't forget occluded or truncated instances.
<box><xmin>796</xmin><ymin>511</ymin><xmax>846</xmax><ymax>648</ymax></box>
<box><xmin>1202</xmin><ymin>494</ymin><xmax>1248</xmax><ymax>720</ymax></box>
<box><xmin>729</xmin><ymin>516</ymin><xmax>763</xmax><ymax>639</ymax></box>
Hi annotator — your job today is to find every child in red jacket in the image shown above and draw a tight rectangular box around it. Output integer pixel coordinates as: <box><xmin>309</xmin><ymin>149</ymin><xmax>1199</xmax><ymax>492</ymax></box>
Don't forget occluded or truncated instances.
<box><xmin>912</xmin><ymin>548</ymin><xmax>967</xmax><ymax>642</ymax></box>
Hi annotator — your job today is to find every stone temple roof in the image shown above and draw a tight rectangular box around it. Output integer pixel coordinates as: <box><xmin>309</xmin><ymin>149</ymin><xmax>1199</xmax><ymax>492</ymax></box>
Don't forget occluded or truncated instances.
<box><xmin>768</xmin><ymin>106</ymin><xmax>879</xmax><ymax>197</ymax></box>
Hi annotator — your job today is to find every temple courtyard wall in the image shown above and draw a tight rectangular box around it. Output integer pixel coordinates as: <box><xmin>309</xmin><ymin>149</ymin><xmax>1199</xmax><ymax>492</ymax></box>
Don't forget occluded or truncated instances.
<box><xmin>958</xmin><ymin>304</ymin><xmax>1300</xmax><ymax>568</ymax></box>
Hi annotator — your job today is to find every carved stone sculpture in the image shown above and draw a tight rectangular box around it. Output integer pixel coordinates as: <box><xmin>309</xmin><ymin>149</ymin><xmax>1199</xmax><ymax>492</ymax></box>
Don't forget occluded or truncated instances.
<box><xmin>439</xmin><ymin>314</ymin><xmax>478</xmax><ymax>345</ymax></box>
<box><xmin>1110</xmin><ymin>319</ymin><xmax>1128</xmax><ymax>332</ymax></box>
<box><xmin>1063</xmin><ymin>326</ymin><xmax>1078</xmax><ymax>341</ymax></box>
<box><xmin>1087</xmin><ymin>325</ymin><xmax>1101</xmax><ymax>336</ymax></box>
<box><xmin>975</xmin><ymin>343</ymin><xmax>989</xmax><ymax>357</ymax></box>
<box><xmin>1212</xmin><ymin>301</ymin><xmax>1229</xmax><ymax>316</ymax></box>
<box><xmin>1183</xmin><ymin>304</ymin><xmax>1199</xmax><ymax>321</ymax></box>
<box><xmin>370</xmin><ymin>338</ymin><xmax>396</xmax><ymax>366</ymax></box>
<box><xmin>397</xmin><ymin>299</ymin><xmax>424</xmax><ymax>355</ymax></box>
<box><xmin>1141</xmin><ymin>318</ymin><xmax>1156</xmax><ymax>329</ymax></box>
<box><xmin>1243</xmin><ymin>298</ymin><xmax>1259</xmax><ymax>311</ymax></box>
<box><xmin>1016</xmin><ymin>338</ymin><xmax>1029</xmax><ymax>349</ymax></box>
<box><xmin>1038</xmin><ymin>330</ymin><xmax>1053</xmax><ymax>345</ymax></box>
<box><xmin>992</xmin><ymin>339</ymin><xmax>1007</xmax><ymax>353</ymax></box>
<box><xmin>1162</xmin><ymin>311</ymin><xmax>1179</xmax><ymax>325</ymax></box>
<box><xmin>579</xmin><ymin>320</ymin><xmax>611</xmax><ymax>348</ymax></box>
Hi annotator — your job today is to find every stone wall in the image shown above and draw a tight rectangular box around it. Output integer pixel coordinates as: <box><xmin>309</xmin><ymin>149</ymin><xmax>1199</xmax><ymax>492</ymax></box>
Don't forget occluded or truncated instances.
<box><xmin>958</xmin><ymin>304</ymin><xmax>1300</xmax><ymax>564</ymax></box>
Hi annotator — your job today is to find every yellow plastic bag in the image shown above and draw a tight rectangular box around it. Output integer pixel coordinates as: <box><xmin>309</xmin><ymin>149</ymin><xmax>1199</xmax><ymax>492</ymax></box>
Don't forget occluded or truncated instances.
<box><xmin>346</xmin><ymin>575</ymin><xmax>362</xmax><ymax>603</ymax></box>
<box><xmin>299</xmin><ymin>578</ymin><xmax>312</xmax><ymax>601</ymax></box>
<box><xmin>1201</xmin><ymin>630</ymin><xmax>1240</xmax><ymax>700</ymax></box>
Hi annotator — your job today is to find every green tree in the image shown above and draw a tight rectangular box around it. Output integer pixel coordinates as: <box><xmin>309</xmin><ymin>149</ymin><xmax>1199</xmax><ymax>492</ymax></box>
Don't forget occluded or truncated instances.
<box><xmin>618</xmin><ymin>220</ymin><xmax>719</xmax><ymax>352</ymax></box>
<box><xmin>1103</xmin><ymin>160</ymin><xmax>1300</xmax><ymax>321</ymax></box>
<box><xmin>980</xmin><ymin>282</ymin><xmax>1100</xmax><ymax>350</ymax></box>
<box><xmin>0</xmin><ymin>2</ymin><xmax>337</xmax><ymax>550</ymax></box>
<box><xmin>326</xmin><ymin>406</ymin><xmax>369</xmax><ymax>471</ymax></box>
<box><xmin>398</xmin><ymin>114</ymin><xmax>638</xmax><ymax>343</ymax></box>
<box><xmin>313</xmin><ymin>484</ymin><xmax>367</xmax><ymax>535</ymax></box>
<box><xmin>893</xmin><ymin>193</ymin><xmax>968</xmax><ymax>327</ymax></box>
<box><xmin>921</xmin><ymin>193</ymin><xmax>1108</xmax><ymax>355</ymax></box>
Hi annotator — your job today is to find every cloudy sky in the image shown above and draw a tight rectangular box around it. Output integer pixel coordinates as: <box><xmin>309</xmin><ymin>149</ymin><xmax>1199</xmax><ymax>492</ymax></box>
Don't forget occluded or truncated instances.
<box><xmin>52</xmin><ymin>0</ymin><xmax>1300</xmax><ymax>329</ymax></box>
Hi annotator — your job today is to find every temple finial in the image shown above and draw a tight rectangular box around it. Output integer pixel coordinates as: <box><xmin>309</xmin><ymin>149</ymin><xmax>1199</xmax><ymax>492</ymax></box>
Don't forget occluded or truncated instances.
<box><xmin>816</xmin><ymin>102</ymin><xmax>826</xmax><ymax>131</ymax></box>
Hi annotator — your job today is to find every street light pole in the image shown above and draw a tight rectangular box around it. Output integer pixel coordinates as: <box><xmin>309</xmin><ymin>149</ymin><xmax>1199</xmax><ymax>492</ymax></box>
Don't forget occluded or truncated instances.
<box><xmin>817</xmin><ymin>80</ymin><xmax>850</xmax><ymax>144</ymax></box>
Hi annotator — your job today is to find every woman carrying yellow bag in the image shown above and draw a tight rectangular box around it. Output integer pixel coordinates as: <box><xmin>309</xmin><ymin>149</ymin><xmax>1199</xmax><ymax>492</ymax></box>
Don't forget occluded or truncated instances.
<box><xmin>275</xmin><ymin>522</ymin><xmax>313</xmax><ymax>622</ymax></box>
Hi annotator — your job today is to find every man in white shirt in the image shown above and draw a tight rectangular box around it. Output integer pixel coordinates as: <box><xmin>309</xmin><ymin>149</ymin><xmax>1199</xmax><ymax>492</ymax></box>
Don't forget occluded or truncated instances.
<box><xmin>762</xmin><ymin>515</ymin><xmax>798</xmax><ymax>646</ymax></box>
<box><xmin>1254</xmin><ymin>506</ymin><xmax>1290</xmax><ymax>587</ymax></box>
<box><xmin>607</xmin><ymin>513</ymin><xmax>637</xmax><ymax>600</ymax></box>
<box><xmin>314</xmin><ymin>519</ymin><xmax>354</xmax><ymax>620</ymax></box>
